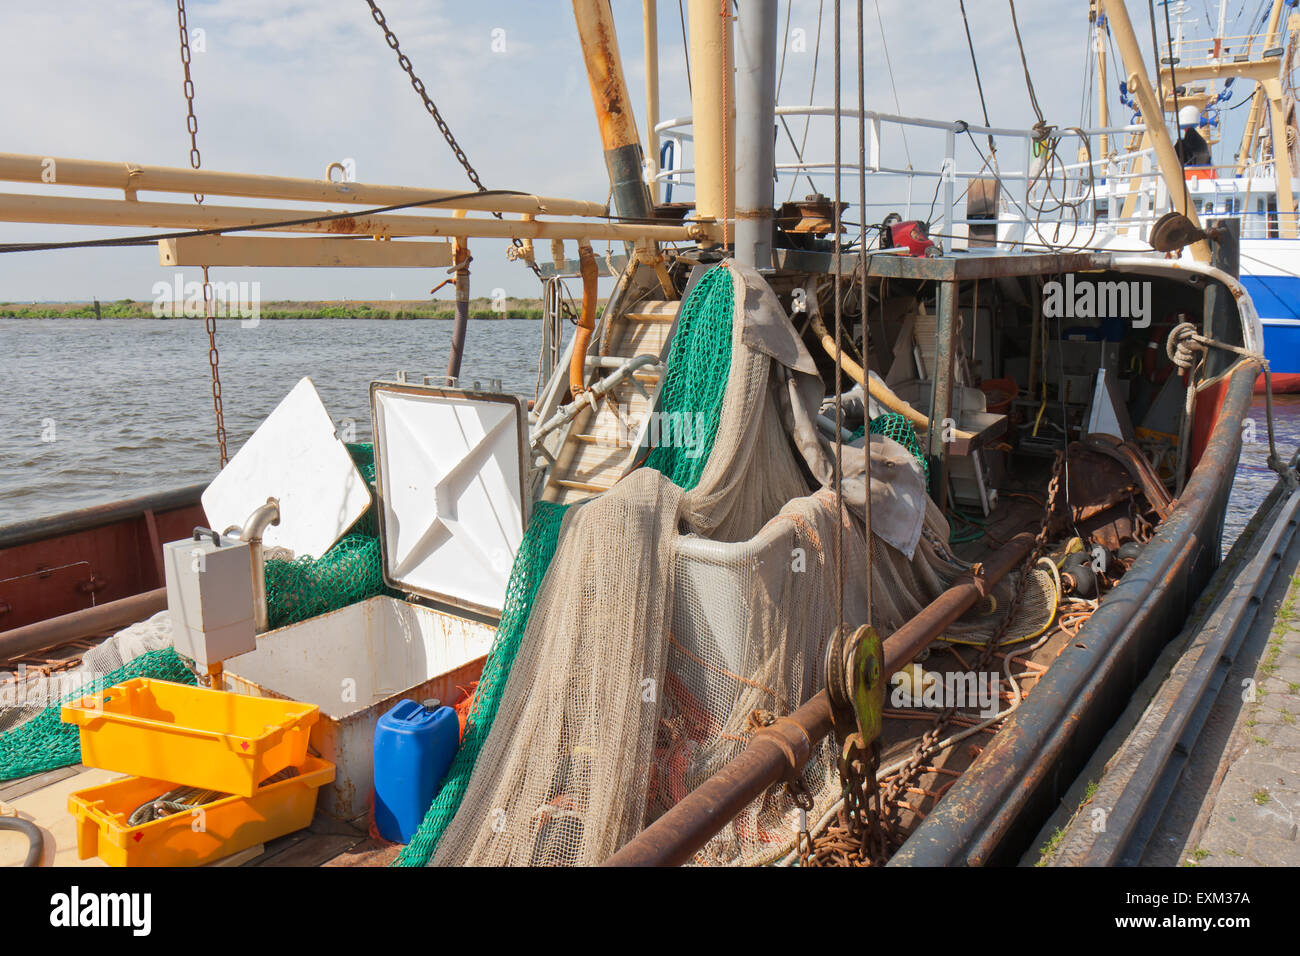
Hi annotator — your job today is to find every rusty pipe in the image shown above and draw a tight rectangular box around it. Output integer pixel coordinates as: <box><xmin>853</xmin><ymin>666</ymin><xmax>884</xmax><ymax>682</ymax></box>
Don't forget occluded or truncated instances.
<box><xmin>569</xmin><ymin>240</ymin><xmax>600</xmax><ymax>398</ymax></box>
<box><xmin>0</xmin><ymin>588</ymin><xmax>168</xmax><ymax>664</ymax></box>
<box><xmin>808</xmin><ymin>311</ymin><xmax>974</xmax><ymax>441</ymax></box>
<box><xmin>602</xmin><ymin>531</ymin><xmax>1037</xmax><ymax>866</ymax></box>
<box><xmin>446</xmin><ymin>209</ymin><xmax>471</xmax><ymax>385</ymax></box>
<box><xmin>573</xmin><ymin>0</ymin><xmax>654</xmax><ymax>223</ymax></box>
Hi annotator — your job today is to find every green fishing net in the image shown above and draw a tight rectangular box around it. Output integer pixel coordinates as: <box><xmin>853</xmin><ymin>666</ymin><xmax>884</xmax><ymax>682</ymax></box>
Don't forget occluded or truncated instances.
<box><xmin>869</xmin><ymin>412</ymin><xmax>929</xmax><ymax>486</ymax></box>
<box><xmin>395</xmin><ymin>264</ymin><xmax>736</xmax><ymax>867</ymax></box>
<box><xmin>643</xmin><ymin>266</ymin><xmax>734</xmax><ymax>491</ymax></box>
<box><xmin>394</xmin><ymin>499</ymin><xmax>570</xmax><ymax>866</ymax></box>
<box><xmin>0</xmin><ymin>648</ymin><xmax>197</xmax><ymax>783</ymax></box>
<box><xmin>850</xmin><ymin>414</ymin><xmax>929</xmax><ymax>487</ymax></box>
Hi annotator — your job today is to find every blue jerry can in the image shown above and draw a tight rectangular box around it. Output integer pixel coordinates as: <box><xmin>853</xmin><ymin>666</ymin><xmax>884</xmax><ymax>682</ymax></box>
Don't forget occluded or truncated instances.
<box><xmin>373</xmin><ymin>699</ymin><xmax>459</xmax><ymax>844</ymax></box>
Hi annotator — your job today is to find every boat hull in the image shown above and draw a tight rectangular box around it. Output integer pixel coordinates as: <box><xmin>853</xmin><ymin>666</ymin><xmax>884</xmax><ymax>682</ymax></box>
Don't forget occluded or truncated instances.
<box><xmin>0</xmin><ymin>485</ymin><xmax>205</xmax><ymax>642</ymax></box>
<box><xmin>1236</xmin><ymin>242</ymin><xmax>1300</xmax><ymax>391</ymax></box>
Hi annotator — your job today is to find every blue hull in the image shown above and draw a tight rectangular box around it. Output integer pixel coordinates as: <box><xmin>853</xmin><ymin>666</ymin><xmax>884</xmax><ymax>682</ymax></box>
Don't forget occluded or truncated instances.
<box><xmin>1239</xmin><ymin>275</ymin><xmax>1300</xmax><ymax>387</ymax></box>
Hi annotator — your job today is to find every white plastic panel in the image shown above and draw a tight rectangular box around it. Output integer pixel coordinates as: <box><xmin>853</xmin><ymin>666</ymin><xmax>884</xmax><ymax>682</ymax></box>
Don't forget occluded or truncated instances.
<box><xmin>371</xmin><ymin>384</ymin><xmax>526</xmax><ymax>616</ymax></box>
<box><xmin>201</xmin><ymin>377</ymin><xmax>371</xmax><ymax>559</ymax></box>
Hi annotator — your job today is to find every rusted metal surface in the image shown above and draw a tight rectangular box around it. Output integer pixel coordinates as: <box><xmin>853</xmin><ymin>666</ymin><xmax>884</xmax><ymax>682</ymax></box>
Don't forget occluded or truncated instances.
<box><xmin>0</xmin><ymin>588</ymin><xmax>167</xmax><ymax>665</ymax></box>
<box><xmin>0</xmin><ymin>485</ymin><xmax>203</xmax><ymax>633</ymax></box>
<box><xmin>889</xmin><ymin>361</ymin><xmax>1254</xmax><ymax>866</ymax></box>
<box><xmin>1081</xmin><ymin>434</ymin><xmax>1175</xmax><ymax>520</ymax></box>
<box><xmin>603</xmin><ymin>532</ymin><xmax>1037</xmax><ymax>866</ymax></box>
<box><xmin>572</xmin><ymin>0</ymin><xmax>654</xmax><ymax>223</ymax></box>
<box><xmin>928</xmin><ymin>281</ymin><xmax>958</xmax><ymax>512</ymax></box>
<box><xmin>1057</xmin><ymin>446</ymin><xmax>1137</xmax><ymax>525</ymax></box>
<box><xmin>966</xmin><ymin>178</ymin><xmax>1000</xmax><ymax>248</ymax></box>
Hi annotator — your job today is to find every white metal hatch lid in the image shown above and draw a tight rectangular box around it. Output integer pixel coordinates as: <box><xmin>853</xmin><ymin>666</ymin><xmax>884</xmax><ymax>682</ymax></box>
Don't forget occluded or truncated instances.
<box><xmin>202</xmin><ymin>377</ymin><xmax>372</xmax><ymax>558</ymax></box>
<box><xmin>370</xmin><ymin>381</ymin><xmax>528</xmax><ymax>618</ymax></box>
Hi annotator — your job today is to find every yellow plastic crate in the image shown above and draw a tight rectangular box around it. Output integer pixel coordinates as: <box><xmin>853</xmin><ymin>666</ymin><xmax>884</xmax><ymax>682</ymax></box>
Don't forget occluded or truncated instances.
<box><xmin>61</xmin><ymin>678</ymin><xmax>319</xmax><ymax>798</ymax></box>
<box><xmin>67</xmin><ymin>756</ymin><xmax>335</xmax><ymax>867</ymax></box>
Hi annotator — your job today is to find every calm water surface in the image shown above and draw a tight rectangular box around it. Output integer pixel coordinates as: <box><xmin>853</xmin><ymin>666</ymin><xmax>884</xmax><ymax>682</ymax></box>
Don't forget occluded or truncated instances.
<box><xmin>0</xmin><ymin>319</ymin><xmax>566</xmax><ymax>524</ymax></box>
<box><xmin>1</xmin><ymin>318</ymin><xmax>1294</xmax><ymax>553</ymax></box>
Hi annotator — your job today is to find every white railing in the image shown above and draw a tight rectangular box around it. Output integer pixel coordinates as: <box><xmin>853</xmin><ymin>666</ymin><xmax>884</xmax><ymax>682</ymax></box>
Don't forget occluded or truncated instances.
<box><xmin>653</xmin><ymin>106</ymin><xmax>1287</xmax><ymax>251</ymax></box>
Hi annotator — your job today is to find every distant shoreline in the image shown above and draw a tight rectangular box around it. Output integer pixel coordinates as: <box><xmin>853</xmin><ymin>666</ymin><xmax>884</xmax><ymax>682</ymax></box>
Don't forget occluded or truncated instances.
<box><xmin>0</xmin><ymin>297</ymin><xmax>607</xmax><ymax>321</ymax></box>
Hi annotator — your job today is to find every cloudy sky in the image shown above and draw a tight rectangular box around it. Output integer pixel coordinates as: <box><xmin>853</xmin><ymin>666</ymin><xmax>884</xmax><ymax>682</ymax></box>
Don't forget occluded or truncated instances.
<box><xmin>0</xmin><ymin>0</ymin><xmax>1247</xmax><ymax>302</ymax></box>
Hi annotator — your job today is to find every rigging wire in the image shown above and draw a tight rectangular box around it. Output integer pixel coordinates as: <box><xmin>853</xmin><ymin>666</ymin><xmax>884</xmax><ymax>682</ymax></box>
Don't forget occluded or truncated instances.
<box><xmin>832</xmin><ymin>0</ymin><xmax>845</xmax><ymax>671</ymax></box>
<box><xmin>958</xmin><ymin>0</ymin><xmax>997</xmax><ymax>156</ymax></box>
<box><xmin>1148</xmin><ymin>0</ymin><xmax>1167</xmax><ymax>108</ymax></box>
<box><xmin>782</xmin><ymin>0</ymin><xmax>826</xmax><ymax>202</ymax></box>
<box><xmin>857</xmin><ymin>0</ymin><xmax>873</xmax><ymax>627</ymax></box>
<box><xmin>679</xmin><ymin>0</ymin><xmax>693</xmax><ymax>94</ymax></box>
<box><xmin>873</xmin><ymin>0</ymin><xmax>912</xmax><ymax>167</ymax></box>
<box><xmin>1007</xmin><ymin>0</ymin><xmax>1047</xmax><ymax>130</ymax></box>
<box><xmin>1165</xmin><ymin>0</ymin><xmax>1185</xmax><ymax>175</ymax></box>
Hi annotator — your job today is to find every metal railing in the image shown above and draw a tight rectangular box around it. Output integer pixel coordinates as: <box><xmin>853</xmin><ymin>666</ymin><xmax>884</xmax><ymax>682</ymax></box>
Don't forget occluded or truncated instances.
<box><xmin>653</xmin><ymin>106</ymin><xmax>1289</xmax><ymax>251</ymax></box>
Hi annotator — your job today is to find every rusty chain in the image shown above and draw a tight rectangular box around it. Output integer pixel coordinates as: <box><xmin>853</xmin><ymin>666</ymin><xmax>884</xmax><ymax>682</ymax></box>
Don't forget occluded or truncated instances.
<box><xmin>807</xmin><ymin>451</ymin><xmax>1067</xmax><ymax>865</ymax></box>
<box><xmin>176</xmin><ymin>0</ymin><xmax>228</xmax><ymax>467</ymax></box>
<box><xmin>363</xmin><ymin>1</ymin><xmax>575</xmax><ymax>318</ymax></box>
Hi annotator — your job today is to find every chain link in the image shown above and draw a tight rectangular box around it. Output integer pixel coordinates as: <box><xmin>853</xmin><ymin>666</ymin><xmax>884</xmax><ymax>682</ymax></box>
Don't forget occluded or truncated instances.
<box><xmin>363</xmin><ymin>1</ymin><xmax>572</xmax><ymax>315</ymax></box>
<box><xmin>176</xmin><ymin>0</ymin><xmax>203</xmax><ymax>203</ymax></box>
<box><xmin>177</xmin><ymin>0</ymin><xmax>227</xmax><ymax>467</ymax></box>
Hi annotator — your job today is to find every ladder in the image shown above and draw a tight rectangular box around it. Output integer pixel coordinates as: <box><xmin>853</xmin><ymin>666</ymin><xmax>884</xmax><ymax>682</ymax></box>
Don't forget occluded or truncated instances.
<box><xmin>539</xmin><ymin>298</ymin><xmax>681</xmax><ymax>504</ymax></box>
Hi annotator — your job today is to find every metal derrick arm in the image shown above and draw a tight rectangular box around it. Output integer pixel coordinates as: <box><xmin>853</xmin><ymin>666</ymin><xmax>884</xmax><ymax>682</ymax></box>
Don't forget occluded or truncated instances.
<box><xmin>1100</xmin><ymin>0</ymin><xmax>1299</xmax><ymax>241</ymax></box>
<box><xmin>1101</xmin><ymin>0</ymin><xmax>1214</xmax><ymax>259</ymax></box>
<box><xmin>0</xmin><ymin>151</ymin><xmax>716</xmax><ymax>266</ymax></box>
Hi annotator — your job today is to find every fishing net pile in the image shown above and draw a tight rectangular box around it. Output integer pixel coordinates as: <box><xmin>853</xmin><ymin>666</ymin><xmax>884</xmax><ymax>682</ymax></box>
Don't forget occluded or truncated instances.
<box><xmin>394</xmin><ymin>261</ymin><xmax>965</xmax><ymax>867</ymax></box>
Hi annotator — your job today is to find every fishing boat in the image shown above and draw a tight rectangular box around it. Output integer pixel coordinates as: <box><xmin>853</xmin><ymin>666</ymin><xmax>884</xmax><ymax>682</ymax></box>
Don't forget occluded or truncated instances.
<box><xmin>903</xmin><ymin>0</ymin><xmax>1300</xmax><ymax>391</ymax></box>
<box><xmin>0</xmin><ymin>0</ymin><xmax>1284</xmax><ymax>869</ymax></box>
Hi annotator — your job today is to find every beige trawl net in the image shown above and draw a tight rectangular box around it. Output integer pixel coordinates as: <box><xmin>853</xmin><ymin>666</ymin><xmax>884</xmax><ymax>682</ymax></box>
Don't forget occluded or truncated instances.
<box><xmin>432</xmin><ymin>262</ymin><xmax>978</xmax><ymax>866</ymax></box>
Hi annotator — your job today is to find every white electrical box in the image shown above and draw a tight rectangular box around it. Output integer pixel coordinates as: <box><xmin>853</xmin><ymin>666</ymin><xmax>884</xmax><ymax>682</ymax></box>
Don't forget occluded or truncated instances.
<box><xmin>163</xmin><ymin>529</ymin><xmax>258</xmax><ymax>668</ymax></box>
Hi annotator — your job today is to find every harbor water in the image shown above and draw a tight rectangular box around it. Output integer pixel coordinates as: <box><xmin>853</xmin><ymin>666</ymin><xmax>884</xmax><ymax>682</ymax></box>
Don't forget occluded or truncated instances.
<box><xmin>1</xmin><ymin>317</ymin><xmax>1295</xmax><ymax>552</ymax></box>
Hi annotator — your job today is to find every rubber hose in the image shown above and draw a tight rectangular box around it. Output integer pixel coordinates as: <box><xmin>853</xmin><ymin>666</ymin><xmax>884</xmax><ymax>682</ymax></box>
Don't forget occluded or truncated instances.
<box><xmin>0</xmin><ymin>815</ymin><xmax>44</xmax><ymax>867</ymax></box>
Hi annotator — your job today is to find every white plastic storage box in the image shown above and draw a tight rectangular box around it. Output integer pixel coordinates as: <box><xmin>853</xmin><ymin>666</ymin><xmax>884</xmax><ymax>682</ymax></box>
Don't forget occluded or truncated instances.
<box><xmin>222</xmin><ymin>595</ymin><xmax>493</xmax><ymax>819</ymax></box>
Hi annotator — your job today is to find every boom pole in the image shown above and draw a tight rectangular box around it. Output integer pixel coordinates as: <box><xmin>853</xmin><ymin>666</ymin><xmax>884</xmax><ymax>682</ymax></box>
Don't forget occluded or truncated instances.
<box><xmin>1101</xmin><ymin>0</ymin><xmax>1211</xmax><ymax>262</ymax></box>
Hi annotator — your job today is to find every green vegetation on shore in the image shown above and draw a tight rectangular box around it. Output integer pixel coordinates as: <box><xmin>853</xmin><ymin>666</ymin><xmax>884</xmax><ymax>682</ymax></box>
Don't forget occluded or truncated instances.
<box><xmin>0</xmin><ymin>296</ymin><xmax>606</xmax><ymax>320</ymax></box>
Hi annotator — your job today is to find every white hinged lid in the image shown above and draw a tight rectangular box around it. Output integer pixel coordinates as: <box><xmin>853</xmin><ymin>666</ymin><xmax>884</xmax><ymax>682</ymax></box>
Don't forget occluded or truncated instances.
<box><xmin>370</xmin><ymin>381</ymin><xmax>528</xmax><ymax>618</ymax></box>
<box><xmin>202</xmin><ymin>377</ymin><xmax>372</xmax><ymax>558</ymax></box>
